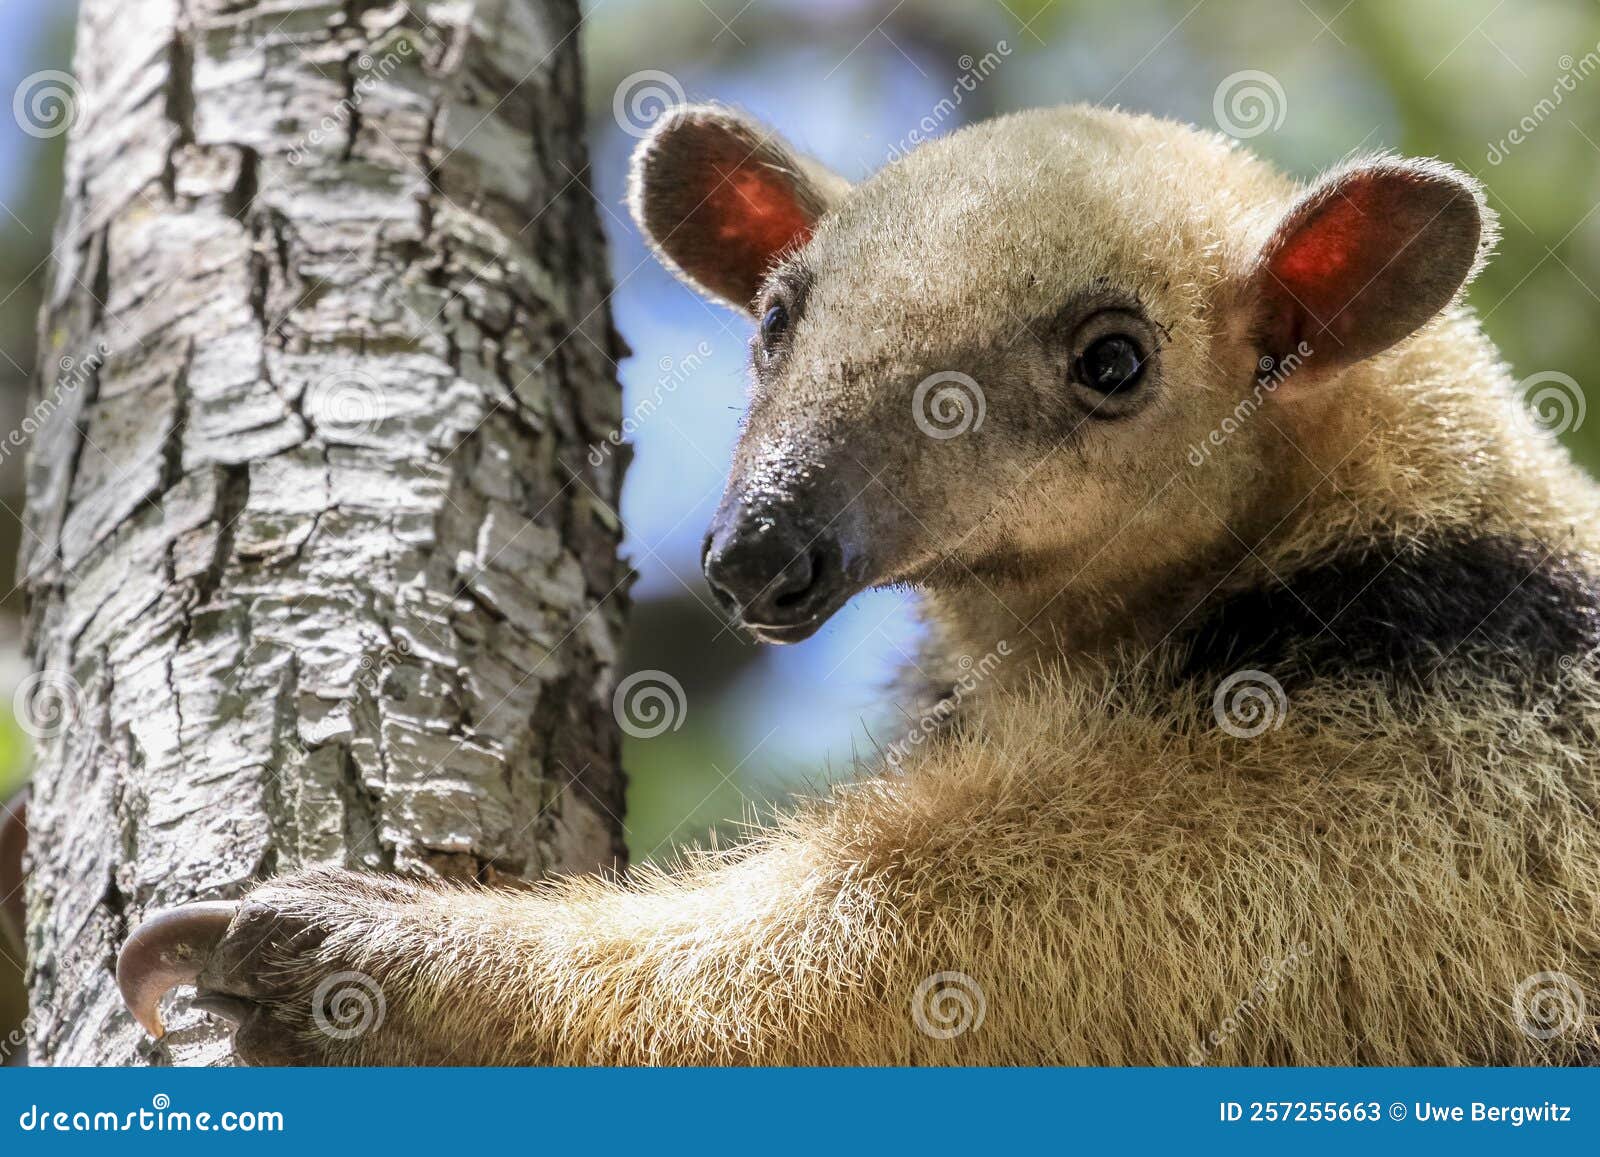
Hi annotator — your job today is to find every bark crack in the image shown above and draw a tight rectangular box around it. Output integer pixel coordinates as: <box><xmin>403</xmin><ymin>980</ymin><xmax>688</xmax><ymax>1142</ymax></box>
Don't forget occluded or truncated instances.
<box><xmin>49</xmin><ymin>230</ymin><xmax>112</xmax><ymax>580</ymax></box>
<box><xmin>161</xmin><ymin>17</ymin><xmax>196</xmax><ymax>198</ymax></box>
<box><xmin>159</xmin><ymin>339</ymin><xmax>194</xmax><ymax>495</ymax></box>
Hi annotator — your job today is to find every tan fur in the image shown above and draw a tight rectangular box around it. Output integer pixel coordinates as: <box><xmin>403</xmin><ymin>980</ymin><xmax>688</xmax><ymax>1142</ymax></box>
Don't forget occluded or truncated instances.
<box><xmin>194</xmin><ymin>105</ymin><xmax>1600</xmax><ymax>1065</ymax></box>
<box><xmin>266</xmin><ymin>654</ymin><xmax>1600</xmax><ymax>1064</ymax></box>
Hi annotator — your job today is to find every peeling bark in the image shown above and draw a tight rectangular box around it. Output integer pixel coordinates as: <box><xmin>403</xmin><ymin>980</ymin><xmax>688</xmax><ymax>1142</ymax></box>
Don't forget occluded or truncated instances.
<box><xmin>22</xmin><ymin>0</ymin><xmax>628</xmax><ymax>1066</ymax></box>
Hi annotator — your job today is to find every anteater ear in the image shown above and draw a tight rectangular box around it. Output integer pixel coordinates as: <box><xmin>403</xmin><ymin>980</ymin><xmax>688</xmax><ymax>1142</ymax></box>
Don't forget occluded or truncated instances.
<box><xmin>628</xmin><ymin>104</ymin><xmax>848</xmax><ymax>313</ymax></box>
<box><xmin>1247</xmin><ymin>156</ymin><xmax>1490</xmax><ymax>377</ymax></box>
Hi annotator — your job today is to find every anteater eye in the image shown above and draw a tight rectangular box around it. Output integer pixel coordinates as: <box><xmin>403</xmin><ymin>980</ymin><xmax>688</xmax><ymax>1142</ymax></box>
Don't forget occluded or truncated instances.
<box><xmin>1076</xmin><ymin>334</ymin><xmax>1146</xmax><ymax>394</ymax></box>
<box><xmin>759</xmin><ymin>303</ymin><xmax>789</xmax><ymax>350</ymax></box>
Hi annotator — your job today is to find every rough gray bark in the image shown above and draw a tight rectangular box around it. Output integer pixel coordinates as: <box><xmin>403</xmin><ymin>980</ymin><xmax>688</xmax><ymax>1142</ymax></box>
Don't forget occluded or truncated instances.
<box><xmin>21</xmin><ymin>0</ymin><xmax>629</xmax><ymax>1066</ymax></box>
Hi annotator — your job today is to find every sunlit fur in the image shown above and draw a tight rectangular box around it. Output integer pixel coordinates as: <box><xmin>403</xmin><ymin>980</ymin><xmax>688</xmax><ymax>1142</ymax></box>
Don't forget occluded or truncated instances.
<box><xmin>229</xmin><ymin>106</ymin><xmax>1599</xmax><ymax>1065</ymax></box>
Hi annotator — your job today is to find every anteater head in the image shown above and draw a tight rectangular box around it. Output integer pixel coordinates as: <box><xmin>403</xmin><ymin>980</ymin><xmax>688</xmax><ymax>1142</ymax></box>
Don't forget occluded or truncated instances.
<box><xmin>629</xmin><ymin>103</ymin><xmax>1489</xmax><ymax>644</ymax></box>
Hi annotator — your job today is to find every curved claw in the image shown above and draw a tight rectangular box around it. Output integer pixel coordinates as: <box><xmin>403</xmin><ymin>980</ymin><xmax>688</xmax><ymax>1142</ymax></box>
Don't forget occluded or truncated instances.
<box><xmin>116</xmin><ymin>901</ymin><xmax>239</xmax><ymax>1038</ymax></box>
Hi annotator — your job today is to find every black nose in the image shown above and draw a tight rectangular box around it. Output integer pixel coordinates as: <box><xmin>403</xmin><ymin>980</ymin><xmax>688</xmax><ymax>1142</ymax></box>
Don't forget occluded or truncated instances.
<box><xmin>703</xmin><ymin>508</ymin><xmax>843</xmax><ymax>643</ymax></box>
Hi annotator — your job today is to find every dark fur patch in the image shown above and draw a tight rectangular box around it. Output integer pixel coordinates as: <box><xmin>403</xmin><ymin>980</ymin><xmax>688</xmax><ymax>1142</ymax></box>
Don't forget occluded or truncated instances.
<box><xmin>1179</xmin><ymin>534</ymin><xmax>1600</xmax><ymax>690</ymax></box>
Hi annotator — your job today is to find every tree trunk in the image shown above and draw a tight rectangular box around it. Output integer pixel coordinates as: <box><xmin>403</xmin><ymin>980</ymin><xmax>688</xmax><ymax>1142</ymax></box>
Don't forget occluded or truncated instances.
<box><xmin>20</xmin><ymin>0</ymin><xmax>629</xmax><ymax>1066</ymax></box>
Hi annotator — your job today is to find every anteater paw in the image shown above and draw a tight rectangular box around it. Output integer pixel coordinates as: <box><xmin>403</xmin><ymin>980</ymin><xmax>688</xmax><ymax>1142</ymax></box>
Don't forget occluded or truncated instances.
<box><xmin>118</xmin><ymin>867</ymin><xmax>426</xmax><ymax>1065</ymax></box>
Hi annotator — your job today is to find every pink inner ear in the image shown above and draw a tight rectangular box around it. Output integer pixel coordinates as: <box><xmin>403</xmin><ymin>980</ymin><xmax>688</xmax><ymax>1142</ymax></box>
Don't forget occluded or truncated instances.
<box><xmin>703</xmin><ymin>161</ymin><xmax>813</xmax><ymax>283</ymax></box>
<box><xmin>1254</xmin><ymin>162</ymin><xmax>1480</xmax><ymax>372</ymax></box>
<box><xmin>1267</xmin><ymin>178</ymin><xmax>1382</xmax><ymax>335</ymax></box>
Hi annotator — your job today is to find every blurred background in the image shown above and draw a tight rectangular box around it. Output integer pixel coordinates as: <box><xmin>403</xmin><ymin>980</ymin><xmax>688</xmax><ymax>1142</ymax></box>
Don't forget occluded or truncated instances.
<box><xmin>1</xmin><ymin>0</ymin><xmax>1598</xmax><ymax>1051</ymax></box>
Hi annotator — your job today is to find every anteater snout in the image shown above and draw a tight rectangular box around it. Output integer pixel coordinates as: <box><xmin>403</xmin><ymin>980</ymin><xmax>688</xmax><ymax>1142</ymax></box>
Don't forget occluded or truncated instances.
<box><xmin>702</xmin><ymin>502</ymin><xmax>848</xmax><ymax>644</ymax></box>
